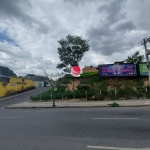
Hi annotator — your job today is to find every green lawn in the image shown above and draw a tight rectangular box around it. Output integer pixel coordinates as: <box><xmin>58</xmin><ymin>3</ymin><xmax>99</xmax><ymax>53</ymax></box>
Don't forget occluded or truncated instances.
<box><xmin>80</xmin><ymin>72</ymin><xmax>98</xmax><ymax>77</ymax></box>
<box><xmin>64</xmin><ymin>72</ymin><xmax>98</xmax><ymax>78</ymax></box>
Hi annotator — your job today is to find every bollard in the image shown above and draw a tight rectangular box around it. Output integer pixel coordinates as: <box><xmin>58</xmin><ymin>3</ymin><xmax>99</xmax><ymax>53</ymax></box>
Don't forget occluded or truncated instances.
<box><xmin>146</xmin><ymin>87</ymin><xmax>148</xmax><ymax>92</ymax></box>
<box><xmin>100</xmin><ymin>90</ymin><xmax>101</xmax><ymax>95</ymax></box>
<box><xmin>51</xmin><ymin>93</ymin><xmax>52</xmax><ymax>100</ymax></box>
<box><xmin>30</xmin><ymin>92</ymin><xmax>33</xmax><ymax>99</ymax></box>
<box><xmin>115</xmin><ymin>88</ymin><xmax>117</xmax><ymax>100</ymax></box>
<box><xmin>73</xmin><ymin>92</ymin><xmax>75</xmax><ymax>101</ymax></box>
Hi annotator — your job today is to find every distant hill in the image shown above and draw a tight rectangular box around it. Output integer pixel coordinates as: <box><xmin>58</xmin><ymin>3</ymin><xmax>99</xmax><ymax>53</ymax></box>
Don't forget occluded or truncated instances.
<box><xmin>0</xmin><ymin>66</ymin><xmax>17</xmax><ymax>77</ymax></box>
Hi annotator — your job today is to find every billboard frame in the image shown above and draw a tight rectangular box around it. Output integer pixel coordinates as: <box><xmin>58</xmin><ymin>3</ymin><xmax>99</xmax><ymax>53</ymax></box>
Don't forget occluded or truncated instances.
<box><xmin>138</xmin><ymin>62</ymin><xmax>148</xmax><ymax>76</ymax></box>
<box><xmin>98</xmin><ymin>63</ymin><xmax>138</xmax><ymax>77</ymax></box>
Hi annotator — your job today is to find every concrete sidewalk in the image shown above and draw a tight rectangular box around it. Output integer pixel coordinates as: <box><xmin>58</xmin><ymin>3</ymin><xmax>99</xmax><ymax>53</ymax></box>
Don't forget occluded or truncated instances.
<box><xmin>5</xmin><ymin>99</ymin><xmax>150</xmax><ymax>109</ymax></box>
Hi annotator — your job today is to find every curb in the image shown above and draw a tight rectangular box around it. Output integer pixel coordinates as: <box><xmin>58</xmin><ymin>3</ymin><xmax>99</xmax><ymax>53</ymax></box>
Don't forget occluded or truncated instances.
<box><xmin>4</xmin><ymin>104</ymin><xmax>150</xmax><ymax>109</ymax></box>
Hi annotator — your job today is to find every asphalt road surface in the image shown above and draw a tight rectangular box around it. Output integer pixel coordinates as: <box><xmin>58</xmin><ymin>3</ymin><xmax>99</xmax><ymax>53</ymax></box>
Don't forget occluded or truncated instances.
<box><xmin>0</xmin><ymin>90</ymin><xmax>150</xmax><ymax>150</ymax></box>
<box><xmin>0</xmin><ymin>87</ymin><xmax>49</xmax><ymax>108</ymax></box>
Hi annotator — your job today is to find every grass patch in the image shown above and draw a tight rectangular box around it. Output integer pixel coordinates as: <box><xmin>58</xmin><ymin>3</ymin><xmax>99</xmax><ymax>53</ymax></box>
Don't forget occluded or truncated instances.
<box><xmin>80</xmin><ymin>72</ymin><xmax>98</xmax><ymax>77</ymax></box>
<box><xmin>62</xmin><ymin>72</ymin><xmax>98</xmax><ymax>78</ymax></box>
<box><xmin>108</xmin><ymin>102</ymin><xmax>120</xmax><ymax>107</ymax></box>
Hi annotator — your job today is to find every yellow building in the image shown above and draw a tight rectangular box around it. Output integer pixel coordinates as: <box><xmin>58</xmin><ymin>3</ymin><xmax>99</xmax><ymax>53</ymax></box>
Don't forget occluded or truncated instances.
<box><xmin>24</xmin><ymin>79</ymin><xmax>33</xmax><ymax>88</ymax></box>
<box><xmin>82</xmin><ymin>66</ymin><xmax>98</xmax><ymax>73</ymax></box>
<box><xmin>0</xmin><ymin>76</ymin><xmax>33</xmax><ymax>98</ymax></box>
<box><xmin>33</xmin><ymin>81</ymin><xmax>40</xmax><ymax>88</ymax></box>
<box><xmin>10</xmin><ymin>77</ymin><xmax>23</xmax><ymax>84</ymax></box>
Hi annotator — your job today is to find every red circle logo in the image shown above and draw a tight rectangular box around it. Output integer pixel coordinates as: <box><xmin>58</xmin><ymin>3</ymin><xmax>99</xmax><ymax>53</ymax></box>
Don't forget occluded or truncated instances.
<box><xmin>71</xmin><ymin>66</ymin><xmax>81</xmax><ymax>77</ymax></box>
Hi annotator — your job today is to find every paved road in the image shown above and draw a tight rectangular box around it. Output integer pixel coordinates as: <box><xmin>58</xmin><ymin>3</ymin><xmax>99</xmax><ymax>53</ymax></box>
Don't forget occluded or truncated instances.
<box><xmin>0</xmin><ymin>87</ymin><xmax>49</xmax><ymax>108</ymax></box>
<box><xmin>0</xmin><ymin>106</ymin><xmax>150</xmax><ymax>150</ymax></box>
<box><xmin>0</xmin><ymin>90</ymin><xmax>150</xmax><ymax>150</ymax></box>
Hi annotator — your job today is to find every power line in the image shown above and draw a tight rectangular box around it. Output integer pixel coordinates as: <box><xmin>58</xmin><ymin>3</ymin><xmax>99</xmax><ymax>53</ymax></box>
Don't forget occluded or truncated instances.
<box><xmin>0</xmin><ymin>55</ymin><xmax>58</xmax><ymax>65</ymax></box>
<box><xmin>91</xmin><ymin>41</ymin><xmax>139</xmax><ymax>51</ymax></box>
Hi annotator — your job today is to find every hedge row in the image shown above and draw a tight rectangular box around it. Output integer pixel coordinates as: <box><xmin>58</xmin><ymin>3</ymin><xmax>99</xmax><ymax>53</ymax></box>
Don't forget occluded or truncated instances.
<box><xmin>31</xmin><ymin>85</ymin><xmax>150</xmax><ymax>101</ymax></box>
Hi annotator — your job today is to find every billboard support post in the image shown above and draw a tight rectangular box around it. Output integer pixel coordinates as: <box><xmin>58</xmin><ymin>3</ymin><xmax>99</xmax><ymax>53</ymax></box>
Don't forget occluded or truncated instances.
<box><xmin>146</xmin><ymin>87</ymin><xmax>147</xmax><ymax>93</ymax></box>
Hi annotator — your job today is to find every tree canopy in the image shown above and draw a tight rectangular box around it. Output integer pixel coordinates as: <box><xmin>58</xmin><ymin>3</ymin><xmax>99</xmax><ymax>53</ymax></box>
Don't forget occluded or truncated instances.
<box><xmin>124</xmin><ymin>51</ymin><xmax>144</xmax><ymax>64</ymax></box>
<box><xmin>56</xmin><ymin>35</ymin><xmax>90</xmax><ymax>72</ymax></box>
<box><xmin>0</xmin><ymin>66</ymin><xmax>17</xmax><ymax>76</ymax></box>
<box><xmin>26</xmin><ymin>74</ymin><xmax>35</xmax><ymax>77</ymax></box>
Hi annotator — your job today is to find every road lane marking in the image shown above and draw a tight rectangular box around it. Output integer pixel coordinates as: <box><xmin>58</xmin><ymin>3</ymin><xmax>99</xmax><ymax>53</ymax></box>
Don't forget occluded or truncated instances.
<box><xmin>92</xmin><ymin>118</ymin><xmax>139</xmax><ymax>120</ymax></box>
<box><xmin>0</xmin><ymin>117</ymin><xmax>26</xmax><ymax>119</ymax></box>
<box><xmin>83</xmin><ymin>110</ymin><xmax>89</xmax><ymax>111</ymax></box>
<box><xmin>87</xmin><ymin>146</ymin><xmax>150</xmax><ymax>150</ymax></box>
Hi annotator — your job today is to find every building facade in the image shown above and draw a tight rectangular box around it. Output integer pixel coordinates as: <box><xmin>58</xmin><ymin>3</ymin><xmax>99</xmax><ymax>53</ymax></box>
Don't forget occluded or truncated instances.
<box><xmin>82</xmin><ymin>66</ymin><xmax>98</xmax><ymax>73</ymax></box>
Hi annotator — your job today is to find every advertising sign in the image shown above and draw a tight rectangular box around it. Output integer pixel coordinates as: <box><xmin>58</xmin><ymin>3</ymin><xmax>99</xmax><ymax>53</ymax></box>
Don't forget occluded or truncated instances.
<box><xmin>99</xmin><ymin>64</ymin><xmax>137</xmax><ymax>76</ymax></box>
<box><xmin>139</xmin><ymin>63</ymin><xmax>148</xmax><ymax>76</ymax></box>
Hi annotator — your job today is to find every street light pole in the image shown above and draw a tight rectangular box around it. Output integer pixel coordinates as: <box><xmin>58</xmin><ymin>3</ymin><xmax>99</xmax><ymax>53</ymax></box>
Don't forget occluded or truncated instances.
<box><xmin>53</xmin><ymin>91</ymin><xmax>56</xmax><ymax>107</ymax></box>
<box><xmin>43</xmin><ymin>70</ymin><xmax>67</xmax><ymax>107</ymax></box>
<box><xmin>143</xmin><ymin>38</ymin><xmax>150</xmax><ymax>85</ymax></box>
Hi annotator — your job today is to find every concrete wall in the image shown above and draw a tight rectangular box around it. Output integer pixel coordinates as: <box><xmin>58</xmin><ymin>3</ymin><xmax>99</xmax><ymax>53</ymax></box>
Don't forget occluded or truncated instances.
<box><xmin>33</xmin><ymin>81</ymin><xmax>44</xmax><ymax>88</ymax></box>
<box><xmin>33</xmin><ymin>81</ymin><xmax>39</xmax><ymax>88</ymax></box>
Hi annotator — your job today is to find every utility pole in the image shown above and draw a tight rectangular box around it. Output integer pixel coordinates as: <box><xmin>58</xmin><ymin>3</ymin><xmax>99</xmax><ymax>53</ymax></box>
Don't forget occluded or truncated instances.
<box><xmin>141</xmin><ymin>37</ymin><xmax>150</xmax><ymax>85</ymax></box>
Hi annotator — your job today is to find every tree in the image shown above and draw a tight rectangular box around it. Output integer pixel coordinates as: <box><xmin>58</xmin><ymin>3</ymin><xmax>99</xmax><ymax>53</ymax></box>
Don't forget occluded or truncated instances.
<box><xmin>26</xmin><ymin>74</ymin><xmax>35</xmax><ymax>77</ymax></box>
<box><xmin>56</xmin><ymin>35</ymin><xmax>90</xmax><ymax>72</ymax></box>
<box><xmin>124</xmin><ymin>51</ymin><xmax>144</xmax><ymax>64</ymax></box>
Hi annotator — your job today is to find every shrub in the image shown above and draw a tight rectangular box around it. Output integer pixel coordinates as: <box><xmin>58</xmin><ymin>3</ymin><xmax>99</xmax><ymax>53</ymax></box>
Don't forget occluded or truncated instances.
<box><xmin>108</xmin><ymin>102</ymin><xmax>120</xmax><ymax>107</ymax></box>
<box><xmin>74</xmin><ymin>90</ymin><xmax>86</xmax><ymax>99</ymax></box>
<box><xmin>124</xmin><ymin>86</ymin><xmax>137</xmax><ymax>99</ymax></box>
<box><xmin>108</xmin><ymin>89</ymin><xmax>118</xmax><ymax>100</ymax></box>
<box><xmin>117</xmin><ymin>86</ymin><xmax>136</xmax><ymax>99</ymax></box>
<box><xmin>64</xmin><ymin>90</ymin><xmax>73</xmax><ymax>99</ymax></box>
<box><xmin>146</xmin><ymin>86</ymin><xmax>150</xmax><ymax>99</ymax></box>
<box><xmin>99</xmin><ymin>89</ymin><xmax>108</xmax><ymax>100</ymax></box>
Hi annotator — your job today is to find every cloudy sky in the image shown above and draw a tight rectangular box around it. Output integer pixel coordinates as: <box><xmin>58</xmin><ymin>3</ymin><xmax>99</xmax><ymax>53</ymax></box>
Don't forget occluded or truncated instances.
<box><xmin>0</xmin><ymin>0</ymin><xmax>150</xmax><ymax>76</ymax></box>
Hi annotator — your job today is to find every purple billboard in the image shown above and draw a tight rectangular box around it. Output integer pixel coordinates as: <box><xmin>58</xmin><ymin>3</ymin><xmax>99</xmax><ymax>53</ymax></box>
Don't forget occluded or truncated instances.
<box><xmin>99</xmin><ymin>64</ymin><xmax>137</xmax><ymax>76</ymax></box>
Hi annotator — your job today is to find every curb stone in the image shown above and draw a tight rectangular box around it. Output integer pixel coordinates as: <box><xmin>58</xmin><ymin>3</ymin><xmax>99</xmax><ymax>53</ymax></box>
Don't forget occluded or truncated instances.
<box><xmin>4</xmin><ymin>104</ymin><xmax>150</xmax><ymax>109</ymax></box>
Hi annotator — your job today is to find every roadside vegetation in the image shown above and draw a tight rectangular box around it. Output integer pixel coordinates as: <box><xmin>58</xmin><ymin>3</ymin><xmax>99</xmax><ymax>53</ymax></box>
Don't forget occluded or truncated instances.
<box><xmin>30</xmin><ymin>50</ymin><xmax>149</xmax><ymax>101</ymax></box>
<box><xmin>31</xmin><ymin>73</ymin><xmax>150</xmax><ymax>101</ymax></box>
<box><xmin>108</xmin><ymin>102</ymin><xmax>120</xmax><ymax>107</ymax></box>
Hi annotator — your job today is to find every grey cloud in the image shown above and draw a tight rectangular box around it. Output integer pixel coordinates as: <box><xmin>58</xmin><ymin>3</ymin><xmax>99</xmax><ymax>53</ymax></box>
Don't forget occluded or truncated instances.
<box><xmin>0</xmin><ymin>0</ymin><xmax>31</xmax><ymax>22</ymax></box>
<box><xmin>0</xmin><ymin>48</ymin><xmax>31</xmax><ymax>58</ymax></box>
<box><xmin>36</xmin><ymin>59</ymin><xmax>53</xmax><ymax>70</ymax></box>
<box><xmin>0</xmin><ymin>0</ymin><xmax>149</xmax><ymax>76</ymax></box>
<box><xmin>87</xmin><ymin>26</ymin><xmax>111</xmax><ymax>39</ymax></box>
<box><xmin>63</xmin><ymin>0</ymin><xmax>99</xmax><ymax>6</ymax></box>
<box><xmin>86</xmin><ymin>0</ymin><xmax>138</xmax><ymax>56</ymax></box>
<box><xmin>0</xmin><ymin>42</ymin><xmax>31</xmax><ymax>58</ymax></box>
<box><xmin>124</xmin><ymin>0</ymin><xmax>150</xmax><ymax>31</ymax></box>
<box><xmin>114</xmin><ymin>20</ymin><xmax>136</xmax><ymax>31</ymax></box>
<box><xmin>0</xmin><ymin>0</ymin><xmax>50</xmax><ymax>34</ymax></box>
<box><xmin>98</xmin><ymin>0</ymin><xmax>126</xmax><ymax>25</ymax></box>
